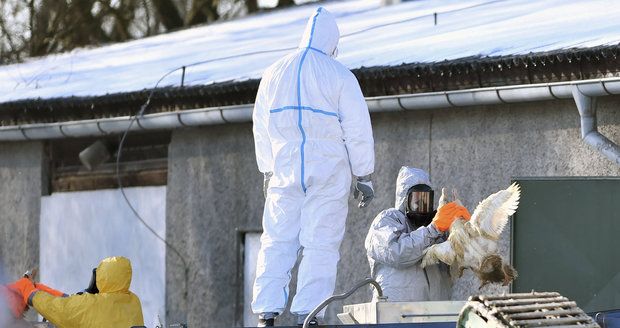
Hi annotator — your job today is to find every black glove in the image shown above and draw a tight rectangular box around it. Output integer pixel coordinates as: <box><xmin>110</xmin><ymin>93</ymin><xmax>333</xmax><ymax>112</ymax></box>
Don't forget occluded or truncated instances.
<box><xmin>83</xmin><ymin>268</ymin><xmax>99</xmax><ymax>294</ymax></box>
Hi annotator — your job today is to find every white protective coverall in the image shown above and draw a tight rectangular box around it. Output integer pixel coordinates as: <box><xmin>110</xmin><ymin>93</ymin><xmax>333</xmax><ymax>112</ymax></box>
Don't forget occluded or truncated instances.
<box><xmin>364</xmin><ymin>167</ymin><xmax>452</xmax><ymax>302</ymax></box>
<box><xmin>252</xmin><ymin>7</ymin><xmax>375</xmax><ymax>316</ymax></box>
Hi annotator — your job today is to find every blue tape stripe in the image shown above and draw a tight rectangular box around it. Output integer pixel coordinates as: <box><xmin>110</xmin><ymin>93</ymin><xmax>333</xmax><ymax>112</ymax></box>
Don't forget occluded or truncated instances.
<box><xmin>270</xmin><ymin>106</ymin><xmax>338</xmax><ymax>118</ymax></box>
<box><xmin>295</xmin><ymin>7</ymin><xmax>322</xmax><ymax>193</ymax></box>
<box><xmin>283</xmin><ymin>265</ymin><xmax>293</xmax><ymax>307</ymax></box>
<box><xmin>304</xmin><ymin>107</ymin><xmax>338</xmax><ymax>117</ymax></box>
<box><xmin>307</xmin><ymin>8</ymin><xmax>322</xmax><ymax>48</ymax></box>
<box><xmin>307</xmin><ymin>46</ymin><xmax>326</xmax><ymax>55</ymax></box>
<box><xmin>270</xmin><ymin>106</ymin><xmax>297</xmax><ymax>113</ymax></box>
<box><xmin>297</xmin><ymin>62</ymin><xmax>308</xmax><ymax>193</ymax></box>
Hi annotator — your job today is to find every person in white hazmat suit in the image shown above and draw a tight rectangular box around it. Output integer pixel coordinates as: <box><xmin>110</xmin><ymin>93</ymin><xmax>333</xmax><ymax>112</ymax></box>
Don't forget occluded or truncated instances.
<box><xmin>365</xmin><ymin>167</ymin><xmax>470</xmax><ymax>302</ymax></box>
<box><xmin>251</xmin><ymin>7</ymin><xmax>375</xmax><ymax>327</ymax></box>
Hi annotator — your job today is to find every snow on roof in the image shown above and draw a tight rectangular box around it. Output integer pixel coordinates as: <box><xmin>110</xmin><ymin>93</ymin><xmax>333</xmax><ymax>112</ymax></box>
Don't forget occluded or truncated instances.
<box><xmin>0</xmin><ymin>0</ymin><xmax>619</xmax><ymax>103</ymax></box>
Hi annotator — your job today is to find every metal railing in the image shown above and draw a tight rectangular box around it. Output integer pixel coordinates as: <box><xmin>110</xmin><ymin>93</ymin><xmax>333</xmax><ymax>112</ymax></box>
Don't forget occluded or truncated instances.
<box><xmin>302</xmin><ymin>278</ymin><xmax>384</xmax><ymax>328</ymax></box>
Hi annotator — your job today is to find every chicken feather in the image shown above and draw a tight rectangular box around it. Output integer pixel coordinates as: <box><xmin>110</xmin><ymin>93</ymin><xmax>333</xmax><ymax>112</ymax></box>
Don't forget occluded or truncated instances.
<box><xmin>438</xmin><ymin>187</ymin><xmax>448</xmax><ymax>209</ymax></box>
<box><xmin>470</xmin><ymin>182</ymin><xmax>520</xmax><ymax>240</ymax></box>
<box><xmin>422</xmin><ymin>183</ymin><xmax>521</xmax><ymax>288</ymax></box>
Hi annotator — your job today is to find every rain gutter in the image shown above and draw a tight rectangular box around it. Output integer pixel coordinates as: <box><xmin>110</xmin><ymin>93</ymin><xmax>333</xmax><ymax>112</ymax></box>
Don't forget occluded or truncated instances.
<box><xmin>1</xmin><ymin>77</ymin><xmax>619</xmax><ymax>164</ymax></box>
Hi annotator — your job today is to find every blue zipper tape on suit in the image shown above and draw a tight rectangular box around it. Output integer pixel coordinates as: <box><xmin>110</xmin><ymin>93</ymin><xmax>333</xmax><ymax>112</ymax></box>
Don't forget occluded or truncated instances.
<box><xmin>283</xmin><ymin>266</ymin><xmax>293</xmax><ymax>308</ymax></box>
<box><xmin>307</xmin><ymin>47</ymin><xmax>326</xmax><ymax>55</ymax></box>
<box><xmin>296</xmin><ymin>7</ymin><xmax>322</xmax><ymax>193</ymax></box>
<box><xmin>270</xmin><ymin>106</ymin><xmax>338</xmax><ymax>118</ymax></box>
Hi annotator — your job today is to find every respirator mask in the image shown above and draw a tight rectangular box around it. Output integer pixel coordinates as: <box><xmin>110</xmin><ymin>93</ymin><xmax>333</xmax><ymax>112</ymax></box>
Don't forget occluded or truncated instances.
<box><xmin>405</xmin><ymin>184</ymin><xmax>436</xmax><ymax>228</ymax></box>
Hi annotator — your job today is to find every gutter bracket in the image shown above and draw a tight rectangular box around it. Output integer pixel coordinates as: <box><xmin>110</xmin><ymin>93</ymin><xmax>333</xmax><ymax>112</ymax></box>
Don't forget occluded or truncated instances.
<box><xmin>571</xmin><ymin>85</ymin><xmax>620</xmax><ymax>166</ymax></box>
<box><xmin>19</xmin><ymin>126</ymin><xmax>30</xmax><ymax>140</ymax></box>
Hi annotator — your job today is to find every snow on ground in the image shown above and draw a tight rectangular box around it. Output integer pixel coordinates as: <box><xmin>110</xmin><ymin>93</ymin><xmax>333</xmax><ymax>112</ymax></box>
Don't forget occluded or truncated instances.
<box><xmin>0</xmin><ymin>0</ymin><xmax>619</xmax><ymax>103</ymax></box>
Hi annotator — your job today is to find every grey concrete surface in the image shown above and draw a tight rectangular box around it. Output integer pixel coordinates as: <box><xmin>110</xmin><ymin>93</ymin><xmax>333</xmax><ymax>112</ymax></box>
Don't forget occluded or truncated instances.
<box><xmin>0</xmin><ymin>141</ymin><xmax>46</xmax><ymax>322</ymax></box>
<box><xmin>0</xmin><ymin>141</ymin><xmax>46</xmax><ymax>281</ymax></box>
<box><xmin>166</xmin><ymin>97</ymin><xmax>620</xmax><ymax>326</ymax></box>
<box><xmin>166</xmin><ymin>124</ymin><xmax>266</xmax><ymax>327</ymax></box>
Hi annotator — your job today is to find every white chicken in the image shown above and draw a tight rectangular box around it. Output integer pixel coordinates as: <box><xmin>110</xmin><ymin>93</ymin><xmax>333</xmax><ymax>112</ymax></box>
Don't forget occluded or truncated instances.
<box><xmin>422</xmin><ymin>183</ymin><xmax>521</xmax><ymax>288</ymax></box>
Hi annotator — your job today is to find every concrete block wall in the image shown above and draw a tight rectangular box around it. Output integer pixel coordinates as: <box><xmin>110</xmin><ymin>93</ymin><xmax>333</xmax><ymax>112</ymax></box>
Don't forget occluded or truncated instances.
<box><xmin>166</xmin><ymin>96</ymin><xmax>620</xmax><ymax>326</ymax></box>
<box><xmin>166</xmin><ymin>124</ymin><xmax>265</xmax><ymax>327</ymax></box>
<box><xmin>0</xmin><ymin>141</ymin><xmax>46</xmax><ymax>286</ymax></box>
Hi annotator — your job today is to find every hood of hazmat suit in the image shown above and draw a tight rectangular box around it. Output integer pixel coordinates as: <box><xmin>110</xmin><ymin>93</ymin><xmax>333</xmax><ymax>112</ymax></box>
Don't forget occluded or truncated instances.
<box><xmin>364</xmin><ymin>166</ymin><xmax>452</xmax><ymax>302</ymax></box>
<box><xmin>31</xmin><ymin>256</ymin><xmax>144</xmax><ymax>328</ymax></box>
<box><xmin>252</xmin><ymin>7</ymin><xmax>374</xmax><ymax>316</ymax></box>
<box><xmin>252</xmin><ymin>7</ymin><xmax>374</xmax><ymax>181</ymax></box>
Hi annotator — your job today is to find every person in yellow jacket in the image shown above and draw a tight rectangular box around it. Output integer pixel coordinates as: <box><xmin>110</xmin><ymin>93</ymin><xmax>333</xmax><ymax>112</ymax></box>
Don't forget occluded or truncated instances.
<box><xmin>10</xmin><ymin>256</ymin><xmax>144</xmax><ymax>328</ymax></box>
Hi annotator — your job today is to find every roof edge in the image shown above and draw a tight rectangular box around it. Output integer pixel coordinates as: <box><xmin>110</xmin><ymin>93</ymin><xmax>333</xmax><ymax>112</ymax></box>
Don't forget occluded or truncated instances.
<box><xmin>1</xmin><ymin>44</ymin><xmax>618</xmax><ymax>125</ymax></box>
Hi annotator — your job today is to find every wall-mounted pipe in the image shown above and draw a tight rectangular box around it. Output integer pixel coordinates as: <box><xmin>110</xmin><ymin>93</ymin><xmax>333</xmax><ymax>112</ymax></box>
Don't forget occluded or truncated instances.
<box><xmin>0</xmin><ymin>77</ymin><xmax>618</xmax><ymax>165</ymax></box>
<box><xmin>572</xmin><ymin>85</ymin><xmax>620</xmax><ymax>165</ymax></box>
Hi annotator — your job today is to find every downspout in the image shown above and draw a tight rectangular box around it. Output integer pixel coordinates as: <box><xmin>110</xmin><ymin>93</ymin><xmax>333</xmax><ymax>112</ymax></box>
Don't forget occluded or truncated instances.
<box><xmin>572</xmin><ymin>85</ymin><xmax>620</xmax><ymax>165</ymax></box>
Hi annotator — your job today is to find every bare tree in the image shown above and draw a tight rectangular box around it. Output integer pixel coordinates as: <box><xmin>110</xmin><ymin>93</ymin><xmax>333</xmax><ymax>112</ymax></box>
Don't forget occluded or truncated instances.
<box><xmin>246</xmin><ymin>0</ymin><xmax>258</xmax><ymax>13</ymax></box>
<box><xmin>25</xmin><ymin>0</ymin><xmax>104</xmax><ymax>56</ymax></box>
<box><xmin>0</xmin><ymin>0</ymin><xmax>29</xmax><ymax>63</ymax></box>
<box><xmin>0</xmin><ymin>15</ymin><xmax>21</xmax><ymax>62</ymax></box>
<box><xmin>0</xmin><ymin>0</ymin><xmax>301</xmax><ymax>64</ymax></box>
<box><xmin>152</xmin><ymin>0</ymin><xmax>184</xmax><ymax>30</ymax></box>
<box><xmin>186</xmin><ymin>0</ymin><xmax>219</xmax><ymax>26</ymax></box>
<box><xmin>102</xmin><ymin>0</ymin><xmax>139</xmax><ymax>41</ymax></box>
<box><xmin>277</xmin><ymin>0</ymin><xmax>295</xmax><ymax>7</ymax></box>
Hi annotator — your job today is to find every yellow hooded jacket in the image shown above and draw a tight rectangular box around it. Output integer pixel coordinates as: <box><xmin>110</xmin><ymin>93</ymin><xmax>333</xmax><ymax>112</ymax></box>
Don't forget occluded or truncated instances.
<box><xmin>31</xmin><ymin>256</ymin><xmax>144</xmax><ymax>328</ymax></box>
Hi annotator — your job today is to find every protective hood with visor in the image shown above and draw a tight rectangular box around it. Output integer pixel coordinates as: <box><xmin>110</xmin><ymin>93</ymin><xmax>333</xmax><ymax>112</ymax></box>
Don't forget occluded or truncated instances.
<box><xmin>393</xmin><ymin>167</ymin><xmax>436</xmax><ymax>228</ymax></box>
<box><xmin>365</xmin><ymin>166</ymin><xmax>452</xmax><ymax>302</ymax></box>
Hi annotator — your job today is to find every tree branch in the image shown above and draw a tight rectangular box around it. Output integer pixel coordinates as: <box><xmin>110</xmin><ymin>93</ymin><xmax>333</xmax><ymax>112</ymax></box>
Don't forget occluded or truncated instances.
<box><xmin>0</xmin><ymin>10</ymin><xmax>21</xmax><ymax>62</ymax></box>
<box><xmin>151</xmin><ymin>0</ymin><xmax>183</xmax><ymax>30</ymax></box>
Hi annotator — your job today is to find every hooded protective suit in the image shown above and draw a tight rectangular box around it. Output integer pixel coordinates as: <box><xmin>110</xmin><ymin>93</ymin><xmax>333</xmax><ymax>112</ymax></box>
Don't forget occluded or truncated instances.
<box><xmin>30</xmin><ymin>256</ymin><xmax>144</xmax><ymax>328</ymax></box>
<box><xmin>252</xmin><ymin>7</ymin><xmax>374</xmax><ymax>316</ymax></box>
<box><xmin>364</xmin><ymin>167</ymin><xmax>451</xmax><ymax>302</ymax></box>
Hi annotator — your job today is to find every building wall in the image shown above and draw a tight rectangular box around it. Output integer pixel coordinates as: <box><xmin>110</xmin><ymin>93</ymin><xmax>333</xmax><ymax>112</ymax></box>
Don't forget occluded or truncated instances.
<box><xmin>166</xmin><ymin>124</ymin><xmax>265</xmax><ymax>326</ymax></box>
<box><xmin>166</xmin><ymin>96</ymin><xmax>620</xmax><ymax>326</ymax></box>
<box><xmin>335</xmin><ymin>96</ymin><xmax>620</xmax><ymax>318</ymax></box>
<box><xmin>0</xmin><ymin>142</ymin><xmax>46</xmax><ymax>282</ymax></box>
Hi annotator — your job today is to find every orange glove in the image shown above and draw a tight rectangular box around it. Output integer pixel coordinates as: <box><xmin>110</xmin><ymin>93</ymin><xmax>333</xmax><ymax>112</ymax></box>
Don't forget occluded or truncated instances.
<box><xmin>0</xmin><ymin>284</ymin><xmax>28</xmax><ymax>318</ymax></box>
<box><xmin>433</xmin><ymin>201</ymin><xmax>471</xmax><ymax>232</ymax></box>
<box><xmin>7</xmin><ymin>278</ymin><xmax>38</xmax><ymax>306</ymax></box>
<box><xmin>35</xmin><ymin>283</ymin><xmax>66</xmax><ymax>297</ymax></box>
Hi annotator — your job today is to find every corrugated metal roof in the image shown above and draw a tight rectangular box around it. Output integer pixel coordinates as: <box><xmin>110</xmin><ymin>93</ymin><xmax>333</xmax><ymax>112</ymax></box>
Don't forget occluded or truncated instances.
<box><xmin>0</xmin><ymin>0</ymin><xmax>619</xmax><ymax>104</ymax></box>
